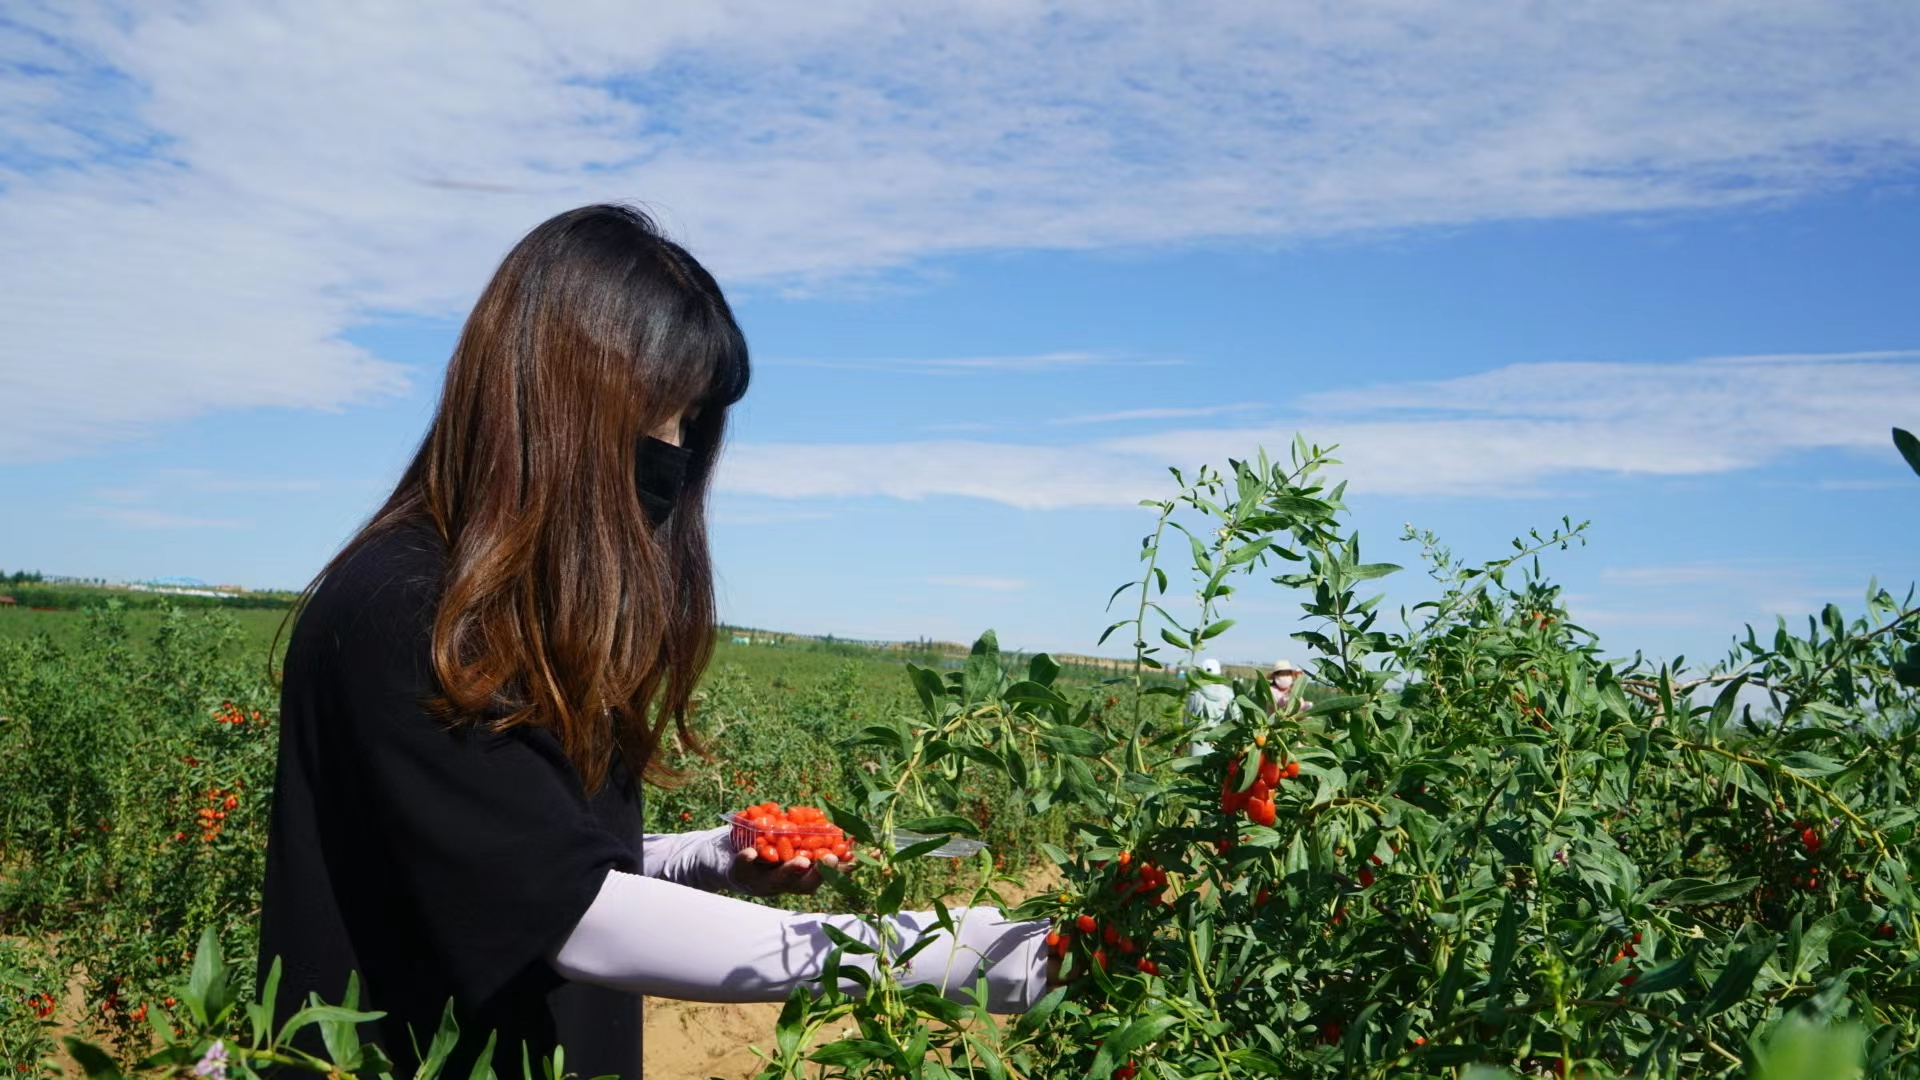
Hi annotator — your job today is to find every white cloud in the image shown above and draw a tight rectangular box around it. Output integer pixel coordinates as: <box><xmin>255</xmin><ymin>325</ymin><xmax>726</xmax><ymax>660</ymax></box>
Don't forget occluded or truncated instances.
<box><xmin>1115</xmin><ymin>351</ymin><xmax>1920</xmax><ymax>496</ymax></box>
<box><xmin>1566</xmin><ymin>558</ymin><xmax>1867</xmax><ymax>645</ymax></box>
<box><xmin>4</xmin><ymin>2</ymin><xmax>1920</xmax><ymax>458</ymax></box>
<box><xmin>925</xmin><ymin>576</ymin><xmax>1027</xmax><ymax>592</ymax></box>
<box><xmin>718</xmin><ymin>440</ymin><xmax>1160</xmax><ymax>509</ymax></box>
<box><xmin>719</xmin><ymin>351</ymin><xmax>1920</xmax><ymax>506</ymax></box>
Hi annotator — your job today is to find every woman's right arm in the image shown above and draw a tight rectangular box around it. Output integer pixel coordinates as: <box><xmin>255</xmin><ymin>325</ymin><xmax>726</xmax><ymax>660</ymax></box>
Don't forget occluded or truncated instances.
<box><xmin>545</xmin><ymin>868</ymin><xmax>1049</xmax><ymax>1013</ymax></box>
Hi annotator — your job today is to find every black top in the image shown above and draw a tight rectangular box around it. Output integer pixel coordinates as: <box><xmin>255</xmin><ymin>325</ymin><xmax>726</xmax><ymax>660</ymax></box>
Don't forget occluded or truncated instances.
<box><xmin>259</xmin><ymin>520</ymin><xmax>645</xmax><ymax>1079</ymax></box>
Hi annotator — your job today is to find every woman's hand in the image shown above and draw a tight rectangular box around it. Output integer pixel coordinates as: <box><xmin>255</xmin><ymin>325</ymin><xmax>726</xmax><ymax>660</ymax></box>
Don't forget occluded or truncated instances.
<box><xmin>729</xmin><ymin>847</ymin><xmax>842</xmax><ymax>896</ymax></box>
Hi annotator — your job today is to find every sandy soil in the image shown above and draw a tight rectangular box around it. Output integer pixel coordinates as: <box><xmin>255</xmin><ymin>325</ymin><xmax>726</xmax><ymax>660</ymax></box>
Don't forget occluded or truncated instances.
<box><xmin>642</xmin><ymin>997</ymin><xmax>786</xmax><ymax>1080</ymax></box>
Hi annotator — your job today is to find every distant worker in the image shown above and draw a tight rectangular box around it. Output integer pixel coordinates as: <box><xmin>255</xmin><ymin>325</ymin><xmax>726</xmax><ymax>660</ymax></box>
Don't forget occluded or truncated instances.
<box><xmin>1186</xmin><ymin>658</ymin><xmax>1235</xmax><ymax>756</ymax></box>
<box><xmin>1268</xmin><ymin>658</ymin><xmax>1308</xmax><ymax>714</ymax></box>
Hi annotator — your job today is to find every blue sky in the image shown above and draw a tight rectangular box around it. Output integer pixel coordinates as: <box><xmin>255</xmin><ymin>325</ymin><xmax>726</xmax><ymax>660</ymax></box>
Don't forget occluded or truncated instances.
<box><xmin>3</xmin><ymin>2</ymin><xmax>1918</xmax><ymax>670</ymax></box>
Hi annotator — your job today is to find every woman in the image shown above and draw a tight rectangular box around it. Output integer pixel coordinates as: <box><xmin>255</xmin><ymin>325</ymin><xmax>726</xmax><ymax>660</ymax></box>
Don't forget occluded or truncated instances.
<box><xmin>258</xmin><ymin>205</ymin><xmax>1049</xmax><ymax>1080</ymax></box>
<box><xmin>1267</xmin><ymin>659</ymin><xmax>1307</xmax><ymax>714</ymax></box>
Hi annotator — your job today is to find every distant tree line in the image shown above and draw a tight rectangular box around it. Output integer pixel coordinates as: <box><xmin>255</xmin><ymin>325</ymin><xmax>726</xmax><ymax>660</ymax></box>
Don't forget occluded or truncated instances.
<box><xmin>0</xmin><ymin>579</ymin><xmax>296</xmax><ymax>611</ymax></box>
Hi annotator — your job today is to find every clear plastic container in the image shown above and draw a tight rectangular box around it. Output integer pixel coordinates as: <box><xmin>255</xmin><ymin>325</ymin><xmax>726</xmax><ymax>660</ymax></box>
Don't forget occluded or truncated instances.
<box><xmin>717</xmin><ymin>813</ymin><xmax>989</xmax><ymax>860</ymax></box>
<box><xmin>720</xmin><ymin>810</ymin><xmax>848</xmax><ymax>860</ymax></box>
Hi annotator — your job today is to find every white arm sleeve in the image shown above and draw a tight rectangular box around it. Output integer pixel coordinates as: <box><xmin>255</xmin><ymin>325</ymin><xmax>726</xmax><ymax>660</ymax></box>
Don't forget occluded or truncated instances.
<box><xmin>639</xmin><ymin>826</ymin><xmax>737</xmax><ymax>892</ymax></box>
<box><xmin>546</xmin><ymin>868</ymin><xmax>1050</xmax><ymax>1013</ymax></box>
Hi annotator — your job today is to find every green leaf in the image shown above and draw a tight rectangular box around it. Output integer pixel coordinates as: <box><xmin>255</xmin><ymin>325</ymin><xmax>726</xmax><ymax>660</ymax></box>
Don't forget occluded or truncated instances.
<box><xmin>319</xmin><ymin>973</ymin><xmax>366</xmax><ymax>1070</ymax></box>
<box><xmin>248</xmin><ymin>955</ymin><xmax>282</xmax><ymax>1047</ymax></box>
<box><xmin>1350</xmin><ymin>562</ymin><xmax>1402</xmax><ymax>581</ymax></box>
<box><xmin>820</xmin><ymin>923</ymin><xmax>878</xmax><ymax>956</ymax></box>
<box><xmin>1039</xmin><ymin>726</ymin><xmax>1106</xmax><ymax>756</ymax></box>
<box><xmin>1004</xmin><ymin>680</ymin><xmax>1071</xmax><ymax>712</ymax></box>
<box><xmin>1487</xmin><ymin>892</ymin><xmax>1522</xmax><ymax>995</ymax></box>
<box><xmin>274</xmin><ymin>1003</ymin><xmax>385</xmax><ymax>1049</ymax></box>
<box><xmin>1781</xmin><ymin>751</ymin><xmax>1847</xmax><ymax>777</ymax></box>
<box><xmin>60</xmin><ymin>1038</ymin><xmax>123</xmax><ymax>1080</ymax></box>
<box><xmin>1306</xmin><ymin>694</ymin><xmax>1367</xmax><ymax>714</ymax></box>
<box><xmin>1224</xmin><ymin>538</ymin><xmax>1273</xmax><ymax>567</ymax></box>
<box><xmin>962</xmin><ymin>1035</ymin><xmax>1010</xmax><ymax>1080</ymax></box>
<box><xmin>1226</xmin><ymin>1048</ymin><xmax>1288</xmax><ymax>1074</ymax></box>
<box><xmin>1697</xmin><ymin>937</ymin><xmax>1775</xmax><ymax>1020</ymax></box>
<box><xmin>877</xmin><ymin>873</ymin><xmax>907</xmax><ymax>916</ymax></box>
<box><xmin>1089</xmin><ymin>1013</ymin><xmax>1181</xmax><ymax>1077</ymax></box>
<box><xmin>964</xmin><ymin>631</ymin><xmax>1002</xmax><ymax>703</ymax></box>
<box><xmin>899</xmin><ymin>815</ymin><xmax>981</xmax><ymax>837</ymax></box>
<box><xmin>822</xmin><ymin>799</ymin><xmax>876</xmax><ymax>845</ymax></box>
<box><xmin>184</xmin><ymin>925</ymin><xmax>224</xmax><ymax>1028</ymax></box>
<box><xmin>466</xmin><ymin>1029</ymin><xmax>499</xmax><ymax>1080</ymax></box>
<box><xmin>1199</xmin><ymin>618</ymin><xmax>1235</xmax><ymax>641</ymax></box>
<box><xmin>418</xmin><ymin>999</ymin><xmax>463</xmax><ymax>1080</ymax></box>
<box><xmin>808</xmin><ymin>1040</ymin><xmax>894</xmax><ymax>1068</ymax></box>
<box><xmin>1027</xmin><ymin>653</ymin><xmax>1062</xmax><ymax>687</ymax></box>
<box><xmin>360</xmin><ymin>1042</ymin><xmax>396</xmax><ymax>1076</ymax></box>
<box><xmin>1895</xmin><ymin>427</ymin><xmax>1920</xmax><ymax>478</ymax></box>
<box><xmin>853</xmin><ymin>723</ymin><xmax>908</xmax><ymax>753</ymax></box>
<box><xmin>1657</xmin><ymin>876</ymin><xmax>1762</xmax><ymax>905</ymax></box>
<box><xmin>905</xmin><ymin>663</ymin><xmax>946</xmax><ymax>716</ymax></box>
<box><xmin>1626</xmin><ymin>952</ymin><xmax>1696</xmax><ymax>996</ymax></box>
<box><xmin>1794</xmin><ymin>911</ymin><xmax>1847</xmax><ymax>979</ymax></box>
<box><xmin>1708</xmin><ymin>676</ymin><xmax>1745</xmax><ymax>734</ymax></box>
<box><xmin>894</xmin><ymin>836</ymin><xmax>953</xmax><ymax>860</ymax></box>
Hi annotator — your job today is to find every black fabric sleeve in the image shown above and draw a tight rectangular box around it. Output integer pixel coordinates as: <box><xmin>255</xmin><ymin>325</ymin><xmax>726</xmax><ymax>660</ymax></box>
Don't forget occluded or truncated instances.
<box><xmin>327</xmin><ymin>567</ymin><xmax>639</xmax><ymax>1008</ymax></box>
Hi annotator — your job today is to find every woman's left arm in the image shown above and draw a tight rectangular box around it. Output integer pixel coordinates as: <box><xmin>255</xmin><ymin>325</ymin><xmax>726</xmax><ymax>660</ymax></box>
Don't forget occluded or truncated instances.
<box><xmin>640</xmin><ymin>827</ymin><xmax>735</xmax><ymax>891</ymax></box>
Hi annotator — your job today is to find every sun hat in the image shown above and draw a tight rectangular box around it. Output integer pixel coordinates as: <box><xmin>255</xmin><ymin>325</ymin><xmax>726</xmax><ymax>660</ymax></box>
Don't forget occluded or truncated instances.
<box><xmin>1269</xmin><ymin>659</ymin><xmax>1302</xmax><ymax>676</ymax></box>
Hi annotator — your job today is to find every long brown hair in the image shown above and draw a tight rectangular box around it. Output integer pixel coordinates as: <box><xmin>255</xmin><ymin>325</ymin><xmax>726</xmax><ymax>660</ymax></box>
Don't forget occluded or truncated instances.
<box><xmin>294</xmin><ymin>204</ymin><xmax>749</xmax><ymax>793</ymax></box>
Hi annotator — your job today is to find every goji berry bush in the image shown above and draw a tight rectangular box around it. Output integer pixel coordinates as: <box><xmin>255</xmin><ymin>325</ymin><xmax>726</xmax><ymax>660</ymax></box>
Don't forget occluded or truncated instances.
<box><xmin>0</xmin><ymin>607</ymin><xmax>279</xmax><ymax>1070</ymax></box>
<box><xmin>753</xmin><ymin>442</ymin><xmax>1920</xmax><ymax>1079</ymax></box>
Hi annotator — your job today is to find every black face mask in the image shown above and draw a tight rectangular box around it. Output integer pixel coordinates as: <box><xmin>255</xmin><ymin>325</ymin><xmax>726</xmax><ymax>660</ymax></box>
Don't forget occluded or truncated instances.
<box><xmin>636</xmin><ymin>436</ymin><xmax>693</xmax><ymax>528</ymax></box>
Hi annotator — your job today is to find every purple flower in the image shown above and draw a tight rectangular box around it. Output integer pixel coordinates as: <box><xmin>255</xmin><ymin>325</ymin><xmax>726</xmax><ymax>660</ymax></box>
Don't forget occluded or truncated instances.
<box><xmin>192</xmin><ymin>1039</ymin><xmax>228</xmax><ymax>1080</ymax></box>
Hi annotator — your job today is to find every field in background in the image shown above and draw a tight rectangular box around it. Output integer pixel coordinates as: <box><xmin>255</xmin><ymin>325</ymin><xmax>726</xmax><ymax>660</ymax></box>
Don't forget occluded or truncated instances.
<box><xmin>0</xmin><ymin>600</ymin><xmax>1141</xmax><ymax>1071</ymax></box>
